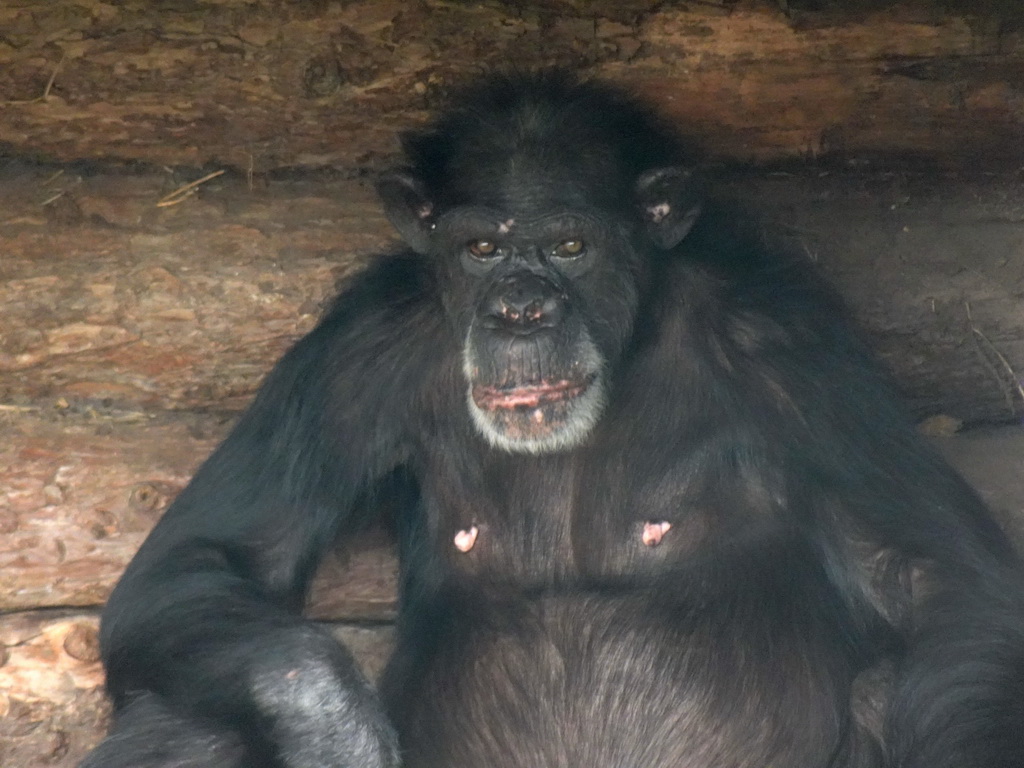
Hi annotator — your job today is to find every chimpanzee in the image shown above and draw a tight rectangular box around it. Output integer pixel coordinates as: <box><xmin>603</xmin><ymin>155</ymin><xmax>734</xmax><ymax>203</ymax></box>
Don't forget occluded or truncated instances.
<box><xmin>81</xmin><ymin>71</ymin><xmax>1024</xmax><ymax>768</ymax></box>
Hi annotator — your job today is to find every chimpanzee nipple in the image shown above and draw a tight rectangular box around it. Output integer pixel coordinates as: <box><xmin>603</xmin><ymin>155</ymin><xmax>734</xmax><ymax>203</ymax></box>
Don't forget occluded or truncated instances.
<box><xmin>454</xmin><ymin>525</ymin><xmax>480</xmax><ymax>553</ymax></box>
<box><xmin>641</xmin><ymin>520</ymin><xmax>672</xmax><ymax>547</ymax></box>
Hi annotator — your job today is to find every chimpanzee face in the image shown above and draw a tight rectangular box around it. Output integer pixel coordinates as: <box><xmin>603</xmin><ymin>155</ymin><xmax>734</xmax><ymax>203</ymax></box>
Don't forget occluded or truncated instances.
<box><xmin>433</xmin><ymin>207</ymin><xmax>615</xmax><ymax>453</ymax></box>
<box><xmin>378</xmin><ymin>162</ymin><xmax>701</xmax><ymax>455</ymax></box>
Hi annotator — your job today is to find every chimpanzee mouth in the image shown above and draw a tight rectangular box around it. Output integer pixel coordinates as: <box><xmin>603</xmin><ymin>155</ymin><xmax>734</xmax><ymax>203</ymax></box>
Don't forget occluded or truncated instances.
<box><xmin>471</xmin><ymin>377</ymin><xmax>594</xmax><ymax>411</ymax></box>
<box><xmin>464</xmin><ymin>373</ymin><xmax>606</xmax><ymax>455</ymax></box>
<box><xmin>462</xmin><ymin>330</ymin><xmax>607</xmax><ymax>454</ymax></box>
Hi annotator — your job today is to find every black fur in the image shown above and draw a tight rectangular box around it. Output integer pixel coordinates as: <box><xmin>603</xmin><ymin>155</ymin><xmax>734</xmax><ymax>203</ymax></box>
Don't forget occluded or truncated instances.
<box><xmin>82</xmin><ymin>72</ymin><xmax>1024</xmax><ymax>768</ymax></box>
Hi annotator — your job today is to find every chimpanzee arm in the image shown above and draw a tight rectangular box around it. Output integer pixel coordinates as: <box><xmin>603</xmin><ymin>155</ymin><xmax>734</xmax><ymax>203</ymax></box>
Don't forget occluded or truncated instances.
<box><xmin>95</xmin><ymin>254</ymin><xmax>443</xmax><ymax>768</ymax></box>
<box><xmin>704</xmin><ymin>245</ymin><xmax>1024</xmax><ymax>767</ymax></box>
<box><xmin>870</xmin><ymin>450</ymin><xmax>1024</xmax><ymax>768</ymax></box>
<box><xmin>788</xmin><ymin>331</ymin><xmax>1024</xmax><ymax>767</ymax></box>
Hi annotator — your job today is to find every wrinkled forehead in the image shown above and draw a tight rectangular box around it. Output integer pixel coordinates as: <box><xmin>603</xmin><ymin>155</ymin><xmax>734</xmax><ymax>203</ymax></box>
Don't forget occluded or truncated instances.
<box><xmin>434</xmin><ymin>207</ymin><xmax>610</xmax><ymax>240</ymax></box>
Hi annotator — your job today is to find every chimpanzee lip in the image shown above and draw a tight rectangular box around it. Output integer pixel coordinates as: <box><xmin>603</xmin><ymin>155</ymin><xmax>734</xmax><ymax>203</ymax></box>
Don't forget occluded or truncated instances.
<box><xmin>472</xmin><ymin>377</ymin><xmax>593</xmax><ymax>410</ymax></box>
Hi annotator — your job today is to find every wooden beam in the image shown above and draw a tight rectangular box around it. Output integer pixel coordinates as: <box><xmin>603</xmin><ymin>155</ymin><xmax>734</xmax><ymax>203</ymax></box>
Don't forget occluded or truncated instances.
<box><xmin>0</xmin><ymin>411</ymin><xmax>399</xmax><ymax>617</ymax></box>
<box><xmin>2</xmin><ymin>166</ymin><xmax>1022</xmax><ymax>427</ymax></box>
<box><xmin>0</xmin><ymin>2</ymin><xmax>1021</xmax><ymax>171</ymax></box>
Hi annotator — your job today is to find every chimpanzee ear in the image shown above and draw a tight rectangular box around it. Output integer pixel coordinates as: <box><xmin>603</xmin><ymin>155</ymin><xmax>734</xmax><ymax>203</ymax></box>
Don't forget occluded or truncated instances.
<box><xmin>635</xmin><ymin>167</ymin><xmax>704</xmax><ymax>250</ymax></box>
<box><xmin>375</xmin><ymin>171</ymin><xmax>436</xmax><ymax>254</ymax></box>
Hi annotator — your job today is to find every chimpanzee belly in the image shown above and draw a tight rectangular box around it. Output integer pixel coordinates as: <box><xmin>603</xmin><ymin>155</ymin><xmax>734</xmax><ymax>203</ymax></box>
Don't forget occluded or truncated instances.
<box><xmin>381</xmin><ymin>580</ymin><xmax>866</xmax><ymax>768</ymax></box>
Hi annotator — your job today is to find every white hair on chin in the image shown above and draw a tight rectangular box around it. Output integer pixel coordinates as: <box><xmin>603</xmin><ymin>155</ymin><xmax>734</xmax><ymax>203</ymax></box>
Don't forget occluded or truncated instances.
<box><xmin>462</xmin><ymin>331</ymin><xmax>607</xmax><ymax>455</ymax></box>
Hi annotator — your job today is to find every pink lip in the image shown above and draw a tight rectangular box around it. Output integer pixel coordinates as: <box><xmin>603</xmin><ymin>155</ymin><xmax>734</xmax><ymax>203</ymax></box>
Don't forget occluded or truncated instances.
<box><xmin>472</xmin><ymin>379</ymin><xmax>589</xmax><ymax>410</ymax></box>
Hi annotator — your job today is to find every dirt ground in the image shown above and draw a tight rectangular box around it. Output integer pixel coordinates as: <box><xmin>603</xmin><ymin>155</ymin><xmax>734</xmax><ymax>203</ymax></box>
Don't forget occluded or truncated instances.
<box><xmin>1</xmin><ymin>159</ymin><xmax>1023</xmax><ymax>767</ymax></box>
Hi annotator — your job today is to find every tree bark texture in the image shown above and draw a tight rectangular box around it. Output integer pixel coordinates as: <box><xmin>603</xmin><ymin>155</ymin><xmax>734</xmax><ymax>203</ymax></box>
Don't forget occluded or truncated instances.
<box><xmin>0</xmin><ymin>1</ymin><xmax>1022</xmax><ymax>172</ymax></box>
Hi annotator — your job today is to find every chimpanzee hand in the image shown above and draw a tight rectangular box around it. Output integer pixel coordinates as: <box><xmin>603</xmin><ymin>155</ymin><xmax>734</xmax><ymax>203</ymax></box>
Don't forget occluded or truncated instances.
<box><xmin>244</xmin><ymin>626</ymin><xmax>400</xmax><ymax>768</ymax></box>
<box><xmin>84</xmin><ymin>623</ymin><xmax>399</xmax><ymax>768</ymax></box>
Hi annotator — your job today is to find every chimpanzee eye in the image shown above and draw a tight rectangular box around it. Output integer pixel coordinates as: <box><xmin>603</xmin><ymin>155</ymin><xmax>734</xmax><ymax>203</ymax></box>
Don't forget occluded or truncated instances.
<box><xmin>467</xmin><ymin>240</ymin><xmax>499</xmax><ymax>259</ymax></box>
<box><xmin>553</xmin><ymin>239</ymin><xmax>586</xmax><ymax>258</ymax></box>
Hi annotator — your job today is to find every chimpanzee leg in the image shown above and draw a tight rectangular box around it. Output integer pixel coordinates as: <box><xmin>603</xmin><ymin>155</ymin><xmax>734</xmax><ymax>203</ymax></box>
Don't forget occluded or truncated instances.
<box><xmin>889</xmin><ymin>565</ymin><xmax>1024</xmax><ymax>767</ymax></box>
<box><xmin>80</xmin><ymin>692</ymin><xmax>256</xmax><ymax>768</ymax></box>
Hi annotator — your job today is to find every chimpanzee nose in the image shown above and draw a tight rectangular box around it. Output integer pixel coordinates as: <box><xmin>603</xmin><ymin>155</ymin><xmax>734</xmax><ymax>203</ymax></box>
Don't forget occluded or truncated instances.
<box><xmin>482</xmin><ymin>274</ymin><xmax>565</xmax><ymax>333</ymax></box>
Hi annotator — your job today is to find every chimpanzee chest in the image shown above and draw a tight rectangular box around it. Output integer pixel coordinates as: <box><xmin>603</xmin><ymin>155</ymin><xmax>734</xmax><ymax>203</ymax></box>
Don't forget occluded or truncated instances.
<box><xmin>395</xmin><ymin>449</ymin><xmax>859</xmax><ymax>768</ymax></box>
<box><xmin>419</xmin><ymin>448</ymin><xmax>712</xmax><ymax>585</ymax></box>
<box><xmin>433</xmin><ymin>504</ymin><xmax>709</xmax><ymax>584</ymax></box>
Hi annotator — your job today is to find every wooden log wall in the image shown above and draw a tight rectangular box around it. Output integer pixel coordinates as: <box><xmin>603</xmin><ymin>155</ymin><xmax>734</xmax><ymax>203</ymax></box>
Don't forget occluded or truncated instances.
<box><xmin>2</xmin><ymin>1</ymin><xmax>1024</xmax><ymax>766</ymax></box>
<box><xmin>5</xmin><ymin>154</ymin><xmax>1024</xmax><ymax>768</ymax></box>
<box><xmin>0</xmin><ymin>1</ymin><xmax>1022</xmax><ymax>171</ymax></box>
